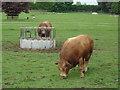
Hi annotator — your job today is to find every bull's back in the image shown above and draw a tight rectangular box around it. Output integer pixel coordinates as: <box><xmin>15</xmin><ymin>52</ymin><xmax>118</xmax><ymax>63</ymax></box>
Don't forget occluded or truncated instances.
<box><xmin>39</xmin><ymin>21</ymin><xmax>52</xmax><ymax>27</ymax></box>
<box><xmin>60</xmin><ymin>35</ymin><xmax>94</xmax><ymax>61</ymax></box>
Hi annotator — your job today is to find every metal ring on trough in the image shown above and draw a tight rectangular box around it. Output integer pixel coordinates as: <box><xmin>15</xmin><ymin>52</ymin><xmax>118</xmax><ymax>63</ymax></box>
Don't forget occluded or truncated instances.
<box><xmin>20</xmin><ymin>27</ymin><xmax>56</xmax><ymax>49</ymax></box>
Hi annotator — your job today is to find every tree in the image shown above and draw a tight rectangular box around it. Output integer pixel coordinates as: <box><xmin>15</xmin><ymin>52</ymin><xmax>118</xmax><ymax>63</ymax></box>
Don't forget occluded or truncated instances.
<box><xmin>98</xmin><ymin>2</ymin><xmax>109</xmax><ymax>13</ymax></box>
<box><xmin>97</xmin><ymin>2</ymin><xmax>120</xmax><ymax>14</ymax></box>
<box><xmin>28</xmin><ymin>2</ymin><xmax>55</xmax><ymax>11</ymax></box>
<box><xmin>0</xmin><ymin>1</ymin><xmax>2</xmax><ymax>8</ymax></box>
<box><xmin>110</xmin><ymin>2</ymin><xmax>120</xmax><ymax>14</ymax></box>
<box><xmin>2</xmin><ymin>2</ymin><xmax>29</xmax><ymax>19</ymax></box>
<box><xmin>76</xmin><ymin>2</ymin><xmax>81</xmax><ymax>5</ymax></box>
<box><xmin>106</xmin><ymin>2</ymin><xmax>112</xmax><ymax>11</ymax></box>
<box><xmin>50</xmin><ymin>2</ymin><xmax>73</xmax><ymax>12</ymax></box>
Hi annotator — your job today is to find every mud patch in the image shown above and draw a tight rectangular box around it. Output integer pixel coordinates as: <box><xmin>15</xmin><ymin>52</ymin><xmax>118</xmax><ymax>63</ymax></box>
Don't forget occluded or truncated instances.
<box><xmin>94</xmin><ymin>38</ymin><xmax>99</xmax><ymax>40</ymax></box>
<box><xmin>20</xmin><ymin>46</ymin><xmax>61</xmax><ymax>53</ymax></box>
<box><xmin>2</xmin><ymin>41</ymin><xmax>61</xmax><ymax>53</ymax></box>
<box><xmin>100</xmin><ymin>63</ymin><xmax>119</xmax><ymax>67</ymax></box>
<box><xmin>4</xmin><ymin>82</ymin><xmax>14</xmax><ymax>85</ymax></box>
<box><xmin>15</xmin><ymin>54</ymin><xmax>32</xmax><ymax>58</ymax></box>
<box><xmin>93</xmin><ymin>48</ymin><xmax>103</xmax><ymax>51</ymax></box>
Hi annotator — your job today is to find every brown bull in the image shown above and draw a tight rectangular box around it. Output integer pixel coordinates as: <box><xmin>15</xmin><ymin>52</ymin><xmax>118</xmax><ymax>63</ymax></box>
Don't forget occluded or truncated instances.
<box><xmin>38</xmin><ymin>21</ymin><xmax>52</xmax><ymax>37</ymax></box>
<box><xmin>55</xmin><ymin>35</ymin><xmax>94</xmax><ymax>78</ymax></box>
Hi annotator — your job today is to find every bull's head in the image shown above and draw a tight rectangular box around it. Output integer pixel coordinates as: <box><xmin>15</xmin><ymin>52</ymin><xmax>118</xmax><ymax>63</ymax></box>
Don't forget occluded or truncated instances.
<box><xmin>55</xmin><ymin>60</ymin><xmax>71</xmax><ymax>78</ymax></box>
<box><xmin>40</xmin><ymin>28</ymin><xmax>46</xmax><ymax>37</ymax></box>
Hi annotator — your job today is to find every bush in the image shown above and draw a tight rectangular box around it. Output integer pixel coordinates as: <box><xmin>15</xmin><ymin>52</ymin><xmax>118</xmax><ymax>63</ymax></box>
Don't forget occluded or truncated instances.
<box><xmin>2</xmin><ymin>2</ymin><xmax>29</xmax><ymax>16</ymax></box>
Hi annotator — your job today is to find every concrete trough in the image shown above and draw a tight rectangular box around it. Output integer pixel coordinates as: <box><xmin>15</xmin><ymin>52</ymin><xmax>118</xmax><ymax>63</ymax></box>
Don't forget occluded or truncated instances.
<box><xmin>20</xmin><ymin>27</ymin><xmax>56</xmax><ymax>49</ymax></box>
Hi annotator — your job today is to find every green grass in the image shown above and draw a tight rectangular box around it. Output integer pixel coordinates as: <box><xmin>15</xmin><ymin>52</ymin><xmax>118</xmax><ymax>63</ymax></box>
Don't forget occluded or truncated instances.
<box><xmin>2</xmin><ymin>10</ymin><xmax>118</xmax><ymax>88</ymax></box>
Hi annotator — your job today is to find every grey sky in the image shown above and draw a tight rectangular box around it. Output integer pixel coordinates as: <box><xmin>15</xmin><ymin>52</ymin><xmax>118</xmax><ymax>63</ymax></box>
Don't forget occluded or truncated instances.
<box><xmin>73</xmin><ymin>0</ymin><xmax>98</xmax><ymax>5</ymax></box>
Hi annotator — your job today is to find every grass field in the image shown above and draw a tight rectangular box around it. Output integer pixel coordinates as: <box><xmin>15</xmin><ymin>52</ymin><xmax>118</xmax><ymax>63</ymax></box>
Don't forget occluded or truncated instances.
<box><xmin>2</xmin><ymin>10</ymin><xmax>118</xmax><ymax>88</ymax></box>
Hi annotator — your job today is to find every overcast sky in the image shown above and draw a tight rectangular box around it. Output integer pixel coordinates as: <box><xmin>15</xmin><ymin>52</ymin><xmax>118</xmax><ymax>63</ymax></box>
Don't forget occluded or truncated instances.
<box><xmin>73</xmin><ymin>0</ymin><xmax>98</xmax><ymax>5</ymax></box>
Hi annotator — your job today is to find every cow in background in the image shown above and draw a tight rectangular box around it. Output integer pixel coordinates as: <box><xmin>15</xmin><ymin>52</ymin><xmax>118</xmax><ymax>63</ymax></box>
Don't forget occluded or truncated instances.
<box><xmin>38</xmin><ymin>21</ymin><xmax>52</xmax><ymax>37</ymax></box>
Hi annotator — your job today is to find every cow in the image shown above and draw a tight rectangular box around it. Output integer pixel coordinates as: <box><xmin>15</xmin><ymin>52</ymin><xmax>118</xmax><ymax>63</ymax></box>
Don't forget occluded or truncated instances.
<box><xmin>55</xmin><ymin>35</ymin><xmax>94</xmax><ymax>78</ymax></box>
<box><xmin>92</xmin><ymin>12</ymin><xmax>98</xmax><ymax>15</ymax></box>
<box><xmin>38</xmin><ymin>21</ymin><xmax>52</xmax><ymax>37</ymax></box>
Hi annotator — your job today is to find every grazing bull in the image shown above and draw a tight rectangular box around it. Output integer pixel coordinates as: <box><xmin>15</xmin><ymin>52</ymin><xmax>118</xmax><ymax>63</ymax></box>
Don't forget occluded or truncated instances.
<box><xmin>38</xmin><ymin>21</ymin><xmax>52</xmax><ymax>37</ymax></box>
<box><xmin>55</xmin><ymin>35</ymin><xmax>94</xmax><ymax>78</ymax></box>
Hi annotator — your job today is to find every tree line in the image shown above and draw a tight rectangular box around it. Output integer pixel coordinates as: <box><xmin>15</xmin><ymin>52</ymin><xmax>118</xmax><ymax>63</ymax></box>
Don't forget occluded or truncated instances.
<box><xmin>1</xmin><ymin>2</ymin><xmax>120</xmax><ymax>19</ymax></box>
<box><xmin>28</xmin><ymin>2</ymin><xmax>120</xmax><ymax>14</ymax></box>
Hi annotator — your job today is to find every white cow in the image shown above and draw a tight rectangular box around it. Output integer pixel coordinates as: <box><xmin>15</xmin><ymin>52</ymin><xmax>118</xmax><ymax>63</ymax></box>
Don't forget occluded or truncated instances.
<box><xmin>92</xmin><ymin>12</ymin><xmax>98</xmax><ymax>15</ymax></box>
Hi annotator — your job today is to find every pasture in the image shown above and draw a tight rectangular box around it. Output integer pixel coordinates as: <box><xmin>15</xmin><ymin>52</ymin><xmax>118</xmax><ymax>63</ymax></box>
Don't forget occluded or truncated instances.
<box><xmin>2</xmin><ymin>10</ymin><xmax>118</xmax><ymax>88</ymax></box>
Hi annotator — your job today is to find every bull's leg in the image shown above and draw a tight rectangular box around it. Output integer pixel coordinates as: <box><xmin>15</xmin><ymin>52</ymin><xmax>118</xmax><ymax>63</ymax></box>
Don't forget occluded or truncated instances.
<box><xmin>78</xmin><ymin>57</ymin><xmax>84</xmax><ymax>78</ymax></box>
<box><xmin>83</xmin><ymin>52</ymin><xmax>92</xmax><ymax>73</ymax></box>
<box><xmin>83</xmin><ymin>59</ymin><xmax>88</xmax><ymax>73</ymax></box>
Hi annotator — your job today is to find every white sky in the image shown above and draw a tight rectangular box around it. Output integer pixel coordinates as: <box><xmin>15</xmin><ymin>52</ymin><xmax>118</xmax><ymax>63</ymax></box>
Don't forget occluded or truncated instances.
<box><xmin>73</xmin><ymin>0</ymin><xmax>98</xmax><ymax>5</ymax></box>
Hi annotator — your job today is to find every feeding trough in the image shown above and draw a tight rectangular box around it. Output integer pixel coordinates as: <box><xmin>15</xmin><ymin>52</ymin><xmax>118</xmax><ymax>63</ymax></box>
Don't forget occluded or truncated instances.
<box><xmin>20</xmin><ymin>27</ymin><xmax>56</xmax><ymax>49</ymax></box>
